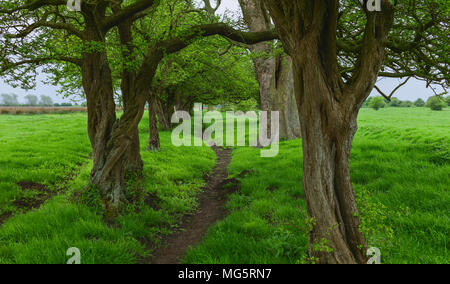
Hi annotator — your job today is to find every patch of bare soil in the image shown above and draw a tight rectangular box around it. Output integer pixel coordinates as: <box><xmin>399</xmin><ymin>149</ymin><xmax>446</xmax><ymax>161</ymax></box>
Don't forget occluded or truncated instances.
<box><xmin>0</xmin><ymin>182</ymin><xmax>50</xmax><ymax>227</ymax></box>
<box><xmin>0</xmin><ymin>212</ymin><xmax>13</xmax><ymax>226</ymax></box>
<box><xmin>17</xmin><ymin>181</ymin><xmax>50</xmax><ymax>192</ymax></box>
<box><xmin>13</xmin><ymin>182</ymin><xmax>51</xmax><ymax>210</ymax></box>
<box><xmin>149</xmin><ymin>146</ymin><xmax>239</xmax><ymax>264</ymax></box>
<box><xmin>0</xmin><ymin>171</ymin><xmax>81</xmax><ymax>227</ymax></box>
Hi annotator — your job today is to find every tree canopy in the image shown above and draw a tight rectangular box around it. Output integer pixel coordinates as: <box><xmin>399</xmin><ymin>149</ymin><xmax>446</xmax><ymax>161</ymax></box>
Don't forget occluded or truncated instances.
<box><xmin>338</xmin><ymin>0</ymin><xmax>449</xmax><ymax>98</ymax></box>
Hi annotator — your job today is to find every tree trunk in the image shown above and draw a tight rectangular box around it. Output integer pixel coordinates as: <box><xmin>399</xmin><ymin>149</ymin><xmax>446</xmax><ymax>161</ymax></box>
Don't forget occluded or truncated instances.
<box><xmin>238</xmin><ymin>0</ymin><xmax>273</xmax><ymax>139</ymax></box>
<box><xmin>270</xmin><ymin>56</ymin><xmax>301</xmax><ymax>140</ymax></box>
<box><xmin>83</xmin><ymin>51</ymin><xmax>144</xmax><ymax>213</ymax></box>
<box><xmin>82</xmin><ymin>20</ymin><xmax>145</xmax><ymax>213</ymax></box>
<box><xmin>264</xmin><ymin>0</ymin><xmax>393</xmax><ymax>264</ymax></box>
<box><xmin>148</xmin><ymin>96</ymin><xmax>161</xmax><ymax>151</ymax></box>
<box><xmin>292</xmin><ymin>54</ymin><xmax>367</xmax><ymax>264</ymax></box>
<box><xmin>118</xmin><ymin>19</ymin><xmax>144</xmax><ymax>174</ymax></box>
<box><xmin>239</xmin><ymin>0</ymin><xmax>300</xmax><ymax>140</ymax></box>
<box><xmin>155</xmin><ymin>91</ymin><xmax>175</xmax><ymax>131</ymax></box>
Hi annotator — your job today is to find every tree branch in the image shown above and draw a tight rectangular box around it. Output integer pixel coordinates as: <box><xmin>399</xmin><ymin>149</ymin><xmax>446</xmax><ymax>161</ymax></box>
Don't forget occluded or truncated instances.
<box><xmin>7</xmin><ymin>14</ymin><xmax>84</xmax><ymax>39</ymax></box>
<box><xmin>1</xmin><ymin>56</ymin><xmax>82</xmax><ymax>74</ymax></box>
<box><xmin>158</xmin><ymin>23</ymin><xmax>278</xmax><ymax>54</ymax></box>
<box><xmin>102</xmin><ymin>0</ymin><xmax>158</xmax><ymax>31</ymax></box>
<box><xmin>0</xmin><ymin>0</ymin><xmax>66</xmax><ymax>13</ymax></box>
<box><xmin>345</xmin><ymin>0</ymin><xmax>395</xmax><ymax>106</ymax></box>
<box><xmin>374</xmin><ymin>76</ymin><xmax>411</xmax><ymax>101</ymax></box>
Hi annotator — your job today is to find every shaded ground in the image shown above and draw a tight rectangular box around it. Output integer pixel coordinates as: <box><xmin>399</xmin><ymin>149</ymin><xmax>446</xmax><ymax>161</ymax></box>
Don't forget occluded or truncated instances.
<box><xmin>150</xmin><ymin>146</ymin><xmax>238</xmax><ymax>264</ymax></box>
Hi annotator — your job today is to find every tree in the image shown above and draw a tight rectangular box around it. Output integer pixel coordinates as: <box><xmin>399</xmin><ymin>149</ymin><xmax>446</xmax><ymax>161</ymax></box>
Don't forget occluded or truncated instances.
<box><xmin>445</xmin><ymin>96</ymin><xmax>450</xmax><ymax>106</ymax></box>
<box><xmin>388</xmin><ymin>97</ymin><xmax>401</xmax><ymax>107</ymax></box>
<box><xmin>147</xmin><ymin>94</ymin><xmax>161</xmax><ymax>152</ymax></box>
<box><xmin>263</xmin><ymin>0</ymin><xmax>448</xmax><ymax>263</ymax></box>
<box><xmin>414</xmin><ymin>98</ymin><xmax>426</xmax><ymax>107</ymax></box>
<box><xmin>39</xmin><ymin>95</ymin><xmax>53</xmax><ymax>106</ymax></box>
<box><xmin>239</xmin><ymin>0</ymin><xmax>301</xmax><ymax>140</ymax></box>
<box><xmin>151</xmin><ymin>35</ymin><xmax>259</xmax><ymax>118</ymax></box>
<box><xmin>0</xmin><ymin>93</ymin><xmax>19</xmax><ymax>106</ymax></box>
<box><xmin>143</xmin><ymin>3</ymin><xmax>261</xmax><ymax>150</ymax></box>
<box><xmin>369</xmin><ymin>96</ymin><xmax>386</xmax><ymax>110</ymax></box>
<box><xmin>426</xmin><ymin>96</ymin><xmax>446</xmax><ymax>111</ymax></box>
<box><xmin>24</xmin><ymin>94</ymin><xmax>38</xmax><ymax>106</ymax></box>
<box><xmin>399</xmin><ymin>100</ymin><xmax>413</xmax><ymax>108</ymax></box>
<box><xmin>0</xmin><ymin>0</ymin><xmax>277</xmax><ymax>212</ymax></box>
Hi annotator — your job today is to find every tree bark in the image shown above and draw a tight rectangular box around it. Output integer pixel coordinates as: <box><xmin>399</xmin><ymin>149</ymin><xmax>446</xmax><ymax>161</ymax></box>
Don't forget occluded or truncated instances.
<box><xmin>148</xmin><ymin>96</ymin><xmax>161</xmax><ymax>151</ymax></box>
<box><xmin>270</xmin><ymin>55</ymin><xmax>301</xmax><ymax>139</ymax></box>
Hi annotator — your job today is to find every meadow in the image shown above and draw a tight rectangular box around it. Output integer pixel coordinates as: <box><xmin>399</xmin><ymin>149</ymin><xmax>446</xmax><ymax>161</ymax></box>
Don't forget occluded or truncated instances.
<box><xmin>0</xmin><ymin>107</ymin><xmax>448</xmax><ymax>264</ymax></box>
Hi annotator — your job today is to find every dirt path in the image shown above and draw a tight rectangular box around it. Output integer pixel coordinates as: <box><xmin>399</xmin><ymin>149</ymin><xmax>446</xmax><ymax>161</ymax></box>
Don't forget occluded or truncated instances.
<box><xmin>150</xmin><ymin>146</ymin><xmax>235</xmax><ymax>264</ymax></box>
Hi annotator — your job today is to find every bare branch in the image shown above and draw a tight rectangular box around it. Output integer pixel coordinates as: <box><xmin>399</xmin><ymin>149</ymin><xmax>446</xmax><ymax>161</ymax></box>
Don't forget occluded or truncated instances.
<box><xmin>374</xmin><ymin>76</ymin><xmax>411</xmax><ymax>101</ymax></box>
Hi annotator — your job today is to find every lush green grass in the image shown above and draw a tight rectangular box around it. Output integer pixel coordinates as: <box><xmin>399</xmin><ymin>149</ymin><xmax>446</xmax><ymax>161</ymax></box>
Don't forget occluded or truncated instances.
<box><xmin>184</xmin><ymin>107</ymin><xmax>449</xmax><ymax>264</ymax></box>
<box><xmin>0</xmin><ymin>113</ymin><xmax>91</xmax><ymax>216</ymax></box>
<box><xmin>0</xmin><ymin>108</ymin><xmax>448</xmax><ymax>264</ymax></box>
<box><xmin>0</xmin><ymin>112</ymin><xmax>215</xmax><ymax>264</ymax></box>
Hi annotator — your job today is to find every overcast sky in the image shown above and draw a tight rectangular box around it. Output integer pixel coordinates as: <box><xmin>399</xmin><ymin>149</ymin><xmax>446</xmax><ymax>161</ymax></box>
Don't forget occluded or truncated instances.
<box><xmin>0</xmin><ymin>0</ymin><xmax>442</xmax><ymax>104</ymax></box>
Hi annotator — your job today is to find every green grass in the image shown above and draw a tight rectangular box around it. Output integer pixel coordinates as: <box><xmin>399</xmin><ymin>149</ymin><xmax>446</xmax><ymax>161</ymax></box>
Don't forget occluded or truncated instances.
<box><xmin>0</xmin><ymin>113</ymin><xmax>91</xmax><ymax>216</ymax></box>
<box><xmin>0</xmin><ymin>112</ymin><xmax>215</xmax><ymax>264</ymax></box>
<box><xmin>184</xmin><ymin>107</ymin><xmax>449</xmax><ymax>264</ymax></box>
<box><xmin>0</xmin><ymin>107</ymin><xmax>448</xmax><ymax>264</ymax></box>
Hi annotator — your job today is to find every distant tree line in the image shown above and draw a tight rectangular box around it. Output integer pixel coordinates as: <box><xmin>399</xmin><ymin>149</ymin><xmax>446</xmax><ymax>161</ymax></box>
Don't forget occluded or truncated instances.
<box><xmin>364</xmin><ymin>95</ymin><xmax>450</xmax><ymax>111</ymax></box>
<box><xmin>0</xmin><ymin>93</ymin><xmax>79</xmax><ymax>107</ymax></box>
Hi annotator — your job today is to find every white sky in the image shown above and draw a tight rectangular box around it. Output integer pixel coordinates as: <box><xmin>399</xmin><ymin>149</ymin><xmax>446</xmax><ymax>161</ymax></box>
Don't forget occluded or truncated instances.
<box><xmin>0</xmin><ymin>0</ymin><xmax>443</xmax><ymax>103</ymax></box>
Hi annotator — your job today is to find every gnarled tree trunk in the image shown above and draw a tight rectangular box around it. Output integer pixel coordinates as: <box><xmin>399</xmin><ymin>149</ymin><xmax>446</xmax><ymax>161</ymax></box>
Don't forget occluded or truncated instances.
<box><xmin>264</xmin><ymin>0</ymin><xmax>394</xmax><ymax>263</ymax></box>
<box><xmin>83</xmin><ymin>50</ymin><xmax>144</xmax><ymax>212</ymax></box>
<box><xmin>293</xmin><ymin>54</ymin><xmax>367</xmax><ymax>263</ymax></box>
<box><xmin>82</xmin><ymin>19</ymin><xmax>147</xmax><ymax>213</ymax></box>
<box><xmin>118</xmin><ymin>19</ymin><xmax>144</xmax><ymax>174</ymax></box>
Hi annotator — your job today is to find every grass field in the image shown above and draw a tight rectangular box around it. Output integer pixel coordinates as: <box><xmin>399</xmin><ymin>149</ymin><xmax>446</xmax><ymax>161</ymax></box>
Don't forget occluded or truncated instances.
<box><xmin>184</xmin><ymin>108</ymin><xmax>449</xmax><ymax>264</ymax></box>
<box><xmin>0</xmin><ymin>113</ymin><xmax>215</xmax><ymax>264</ymax></box>
<box><xmin>0</xmin><ymin>107</ymin><xmax>448</xmax><ymax>264</ymax></box>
